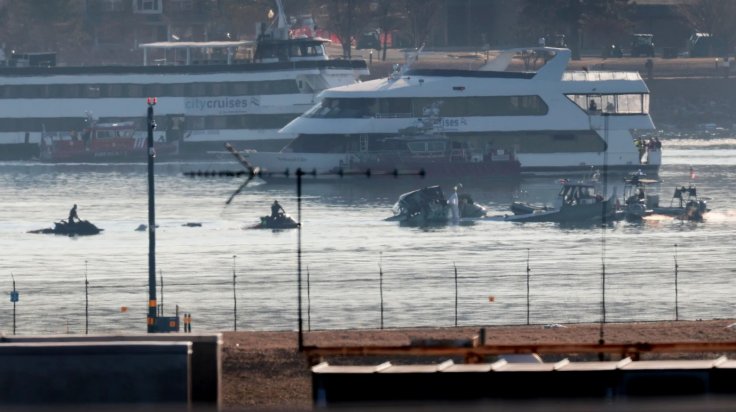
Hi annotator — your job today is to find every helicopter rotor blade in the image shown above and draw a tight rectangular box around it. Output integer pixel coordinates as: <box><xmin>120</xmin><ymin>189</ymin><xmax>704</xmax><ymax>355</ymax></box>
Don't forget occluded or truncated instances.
<box><xmin>224</xmin><ymin>143</ymin><xmax>256</xmax><ymax>175</ymax></box>
<box><xmin>225</xmin><ymin>174</ymin><xmax>254</xmax><ymax>205</ymax></box>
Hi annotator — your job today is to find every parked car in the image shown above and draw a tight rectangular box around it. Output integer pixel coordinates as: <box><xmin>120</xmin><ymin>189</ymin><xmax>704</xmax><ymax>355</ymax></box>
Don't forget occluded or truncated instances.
<box><xmin>688</xmin><ymin>32</ymin><xmax>726</xmax><ymax>57</ymax></box>
<box><xmin>631</xmin><ymin>34</ymin><xmax>655</xmax><ymax>57</ymax></box>
<box><xmin>357</xmin><ymin>30</ymin><xmax>381</xmax><ymax>50</ymax></box>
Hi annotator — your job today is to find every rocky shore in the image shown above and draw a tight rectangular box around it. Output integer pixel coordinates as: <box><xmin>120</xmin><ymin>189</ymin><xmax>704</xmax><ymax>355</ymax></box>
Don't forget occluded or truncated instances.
<box><xmin>221</xmin><ymin>319</ymin><xmax>736</xmax><ymax>410</ymax></box>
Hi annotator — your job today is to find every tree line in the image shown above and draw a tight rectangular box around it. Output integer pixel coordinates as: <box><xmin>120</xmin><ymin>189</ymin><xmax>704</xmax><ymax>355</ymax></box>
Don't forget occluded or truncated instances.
<box><xmin>0</xmin><ymin>0</ymin><xmax>734</xmax><ymax>65</ymax></box>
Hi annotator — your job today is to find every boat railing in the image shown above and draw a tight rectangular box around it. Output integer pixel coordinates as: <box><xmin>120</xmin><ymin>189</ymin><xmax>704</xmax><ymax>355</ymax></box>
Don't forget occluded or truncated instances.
<box><xmin>375</xmin><ymin>113</ymin><xmax>413</xmax><ymax>119</ymax></box>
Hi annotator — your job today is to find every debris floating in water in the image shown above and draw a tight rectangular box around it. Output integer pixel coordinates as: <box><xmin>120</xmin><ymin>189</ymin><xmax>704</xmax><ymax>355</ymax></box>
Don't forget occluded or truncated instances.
<box><xmin>183</xmin><ymin>222</ymin><xmax>203</xmax><ymax>227</ymax></box>
<box><xmin>543</xmin><ymin>323</ymin><xmax>567</xmax><ymax>329</ymax></box>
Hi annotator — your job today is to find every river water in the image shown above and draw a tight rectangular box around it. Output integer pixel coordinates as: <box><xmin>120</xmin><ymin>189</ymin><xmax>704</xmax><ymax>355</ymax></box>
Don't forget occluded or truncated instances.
<box><xmin>1</xmin><ymin>137</ymin><xmax>735</xmax><ymax>334</ymax></box>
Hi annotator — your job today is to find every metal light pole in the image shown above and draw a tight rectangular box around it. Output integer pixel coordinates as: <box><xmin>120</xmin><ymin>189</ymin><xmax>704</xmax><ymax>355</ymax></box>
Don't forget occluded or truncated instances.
<box><xmin>674</xmin><ymin>243</ymin><xmax>679</xmax><ymax>321</ymax></box>
<box><xmin>454</xmin><ymin>263</ymin><xmax>458</xmax><ymax>327</ymax></box>
<box><xmin>526</xmin><ymin>249</ymin><xmax>531</xmax><ymax>325</ymax></box>
<box><xmin>85</xmin><ymin>261</ymin><xmax>89</xmax><ymax>335</ymax></box>
<box><xmin>233</xmin><ymin>255</ymin><xmax>237</xmax><ymax>331</ymax></box>
<box><xmin>10</xmin><ymin>274</ymin><xmax>17</xmax><ymax>335</ymax></box>
<box><xmin>297</xmin><ymin>168</ymin><xmax>304</xmax><ymax>351</ymax></box>
<box><xmin>306</xmin><ymin>266</ymin><xmax>311</xmax><ymax>332</ymax></box>
<box><xmin>146</xmin><ymin>97</ymin><xmax>158</xmax><ymax>333</ymax></box>
<box><xmin>599</xmin><ymin>112</ymin><xmax>610</xmax><ymax>345</ymax></box>
<box><xmin>160</xmin><ymin>269</ymin><xmax>164</xmax><ymax>316</ymax></box>
<box><xmin>379</xmin><ymin>254</ymin><xmax>384</xmax><ymax>330</ymax></box>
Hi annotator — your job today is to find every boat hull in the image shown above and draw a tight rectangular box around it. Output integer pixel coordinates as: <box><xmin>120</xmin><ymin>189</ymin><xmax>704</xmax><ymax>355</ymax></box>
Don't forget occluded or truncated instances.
<box><xmin>506</xmin><ymin>199</ymin><xmax>616</xmax><ymax>224</ymax></box>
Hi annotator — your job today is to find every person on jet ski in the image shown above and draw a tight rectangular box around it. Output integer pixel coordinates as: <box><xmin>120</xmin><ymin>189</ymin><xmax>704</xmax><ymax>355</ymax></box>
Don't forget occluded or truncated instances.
<box><xmin>271</xmin><ymin>200</ymin><xmax>285</xmax><ymax>219</ymax></box>
<box><xmin>68</xmin><ymin>204</ymin><xmax>79</xmax><ymax>223</ymax></box>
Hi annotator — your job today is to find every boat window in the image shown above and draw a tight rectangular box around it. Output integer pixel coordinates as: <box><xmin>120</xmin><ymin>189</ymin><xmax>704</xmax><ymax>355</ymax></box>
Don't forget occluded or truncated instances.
<box><xmin>566</xmin><ymin>93</ymin><xmax>649</xmax><ymax>114</ymax></box>
<box><xmin>306</xmin><ymin>98</ymin><xmax>381</xmax><ymax>118</ymax></box>
<box><xmin>0</xmin><ymin>79</ymin><xmax>301</xmax><ymax>99</ymax></box>
<box><xmin>306</xmin><ymin>96</ymin><xmax>546</xmax><ymax>119</ymax></box>
<box><xmin>96</xmin><ymin>130</ymin><xmax>114</xmax><ymax>139</ymax></box>
<box><xmin>126</xmin><ymin>84</ymin><xmax>143</xmax><ymax>98</ymax></box>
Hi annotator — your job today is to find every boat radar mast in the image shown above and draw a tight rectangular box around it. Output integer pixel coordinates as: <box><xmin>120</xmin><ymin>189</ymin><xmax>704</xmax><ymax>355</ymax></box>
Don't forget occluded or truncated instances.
<box><xmin>389</xmin><ymin>44</ymin><xmax>425</xmax><ymax>81</ymax></box>
<box><xmin>258</xmin><ymin>0</ymin><xmax>289</xmax><ymax>41</ymax></box>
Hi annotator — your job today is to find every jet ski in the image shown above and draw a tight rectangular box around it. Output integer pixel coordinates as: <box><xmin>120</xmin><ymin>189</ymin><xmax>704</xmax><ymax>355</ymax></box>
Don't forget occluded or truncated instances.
<box><xmin>251</xmin><ymin>214</ymin><xmax>299</xmax><ymax>229</ymax></box>
<box><xmin>29</xmin><ymin>220</ymin><xmax>103</xmax><ymax>236</ymax></box>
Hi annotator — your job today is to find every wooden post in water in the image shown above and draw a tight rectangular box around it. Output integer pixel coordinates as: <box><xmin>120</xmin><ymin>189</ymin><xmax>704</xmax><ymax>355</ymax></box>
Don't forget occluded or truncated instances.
<box><xmin>674</xmin><ymin>243</ymin><xmax>679</xmax><ymax>321</ymax></box>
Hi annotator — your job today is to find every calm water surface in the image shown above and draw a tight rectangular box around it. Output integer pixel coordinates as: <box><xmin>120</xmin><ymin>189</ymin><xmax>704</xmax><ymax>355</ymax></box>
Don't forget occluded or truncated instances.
<box><xmin>1</xmin><ymin>137</ymin><xmax>735</xmax><ymax>334</ymax></box>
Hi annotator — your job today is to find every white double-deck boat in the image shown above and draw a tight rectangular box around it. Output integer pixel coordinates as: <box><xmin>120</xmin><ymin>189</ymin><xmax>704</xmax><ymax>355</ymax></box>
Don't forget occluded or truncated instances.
<box><xmin>0</xmin><ymin>1</ymin><xmax>367</xmax><ymax>161</ymax></box>
<box><xmin>243</xmin><ymin>47</ymin><xmax>661</xmax><ymax>177</ymax></box>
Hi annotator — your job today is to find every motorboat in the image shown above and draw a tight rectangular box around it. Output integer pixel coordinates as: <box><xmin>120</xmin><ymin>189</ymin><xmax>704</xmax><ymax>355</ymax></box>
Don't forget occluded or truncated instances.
<box><xmin>40</xmin><ymin>113</ymin><xmax>178</xmax><ymax>162</ymax></box>
<box><xmin>251</xmin><ymin>214</ymin><xmax>299</xmax><ymax>229</ymax></box>
<box><xmin>652</xmin><ymin>184</ymin><xmax>710</xmax><ymax>221</ymax></box>
<box><xmin>505</xmin><ymin>180</ymin><xmax>616</xmax><ymax>224</ymax></box>
<box><xmin>29</xmin><ymin>220</ymin><xmax>103</xmax><ymax>236</ymax></box>
<box><xmin>619</xmin><ymin>172</ymin><xmax>659</xmax><ymax>220</ymax></box>
<box><xmin>386</xmin><ymin>186</ymin><xmax>487</xmax><ymax>226</ymax></box>
<box><xmin>244</xmin><ymin>47</ymin><xmax>660</xmax><ymax>177</ymax></box>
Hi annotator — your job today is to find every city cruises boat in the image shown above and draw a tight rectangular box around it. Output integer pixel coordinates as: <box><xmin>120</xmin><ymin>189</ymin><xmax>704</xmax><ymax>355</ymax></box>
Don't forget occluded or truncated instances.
<box><xmin>242</xmin><ymin>47</ymin><xmax>660</xmax><ymax>177</ymax></box>
<box><xmin>0</xmin><ymin>2</ymin><xmax>367</xmax><ymax>161</ymax></box>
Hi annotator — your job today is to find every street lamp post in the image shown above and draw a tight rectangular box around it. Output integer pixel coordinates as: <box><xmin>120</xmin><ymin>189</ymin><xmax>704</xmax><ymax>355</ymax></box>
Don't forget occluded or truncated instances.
<box><xmin>147</xmin><ymin>97</ymin><xmax>158</xmax><ymax>333</ymax></box>
<box><xmin>10</xmin><ymin>274</ymin><xmax>18</xmax><ymax>335</ymax></box>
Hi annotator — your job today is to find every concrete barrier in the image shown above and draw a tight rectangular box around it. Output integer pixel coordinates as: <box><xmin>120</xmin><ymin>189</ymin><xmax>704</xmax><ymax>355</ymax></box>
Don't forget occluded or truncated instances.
<box><xmin>0</xmin><ymin>342</ymin><xmax>190</xmax><ymax>405</ymax></box>
<box><xmin>1</xmin><ymin>333</ymin><xmax>222</xmax><ymax>409</ymax></box>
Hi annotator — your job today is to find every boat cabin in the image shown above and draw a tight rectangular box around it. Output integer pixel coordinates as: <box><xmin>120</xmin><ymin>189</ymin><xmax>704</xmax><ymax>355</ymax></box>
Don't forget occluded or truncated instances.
<box><xmin>559</xmin><ymin>183</ymin><xmax>603</xmax><ymax>206</ymax></box>
<box><xmin>140</xmin><ymin>41</ymin><xmax>253</xmax><ymax>66</ymax></box>
<box><xmin>253</xmin><ymin>38</ymin><xmax>329</xmax><ymax>63</ymax></box>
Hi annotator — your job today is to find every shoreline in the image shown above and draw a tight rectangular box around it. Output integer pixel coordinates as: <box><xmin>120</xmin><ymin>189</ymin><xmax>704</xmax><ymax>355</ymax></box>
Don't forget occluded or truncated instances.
<box><xmin>222</xmin><ymin>319</ymin><xmax>736</xmax><ymax>410</ymax></box>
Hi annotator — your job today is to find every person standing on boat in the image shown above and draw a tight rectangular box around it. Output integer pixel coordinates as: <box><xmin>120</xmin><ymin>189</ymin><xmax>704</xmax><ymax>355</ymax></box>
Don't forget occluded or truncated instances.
<box><xmin>448</xmin><ymin>184</ymin><xmax>461</xmax><ymax>221</ymax></box>
<box><xmin>68</xmin><ymin>204</ymin><xmax>79</xmax><ymax>223</ymax></box>
<box><xmin>271</xmin><ymin>200</ymin><xmax>285</xmax><ymax>219</ymax></box>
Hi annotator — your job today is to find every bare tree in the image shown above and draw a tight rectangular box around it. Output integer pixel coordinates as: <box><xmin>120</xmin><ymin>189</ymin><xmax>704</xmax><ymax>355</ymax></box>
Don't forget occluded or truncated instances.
<box><xmin>373</xmin><ymin>0</ymin><xmax>403</xmax><ymax>61</ymax></box>
<box><xmin>0</xmin><ymin>0</ymin><xmax>91</xmax><ymax>63</ymax></box>
<box><xmin>518</xmin><ymin>0</ymin><xmax>632</xmax><ymax>60</ymax></box>
<box><xmin>404</xmin><ymin>0</ymin><xmax>443</xmax><ymax>49</ymax></box>
<box><xmin>312</xmin><ymin>0</ymin><xmax>372</xmax><ymax>58</ymax></box>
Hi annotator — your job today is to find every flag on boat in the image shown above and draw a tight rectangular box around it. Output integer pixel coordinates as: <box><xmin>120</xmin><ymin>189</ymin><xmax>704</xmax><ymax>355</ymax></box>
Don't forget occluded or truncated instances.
<box><xmin>689</xmin><ymin>166</ymin><xmax>696</xmax><ymax>180</ymax></box>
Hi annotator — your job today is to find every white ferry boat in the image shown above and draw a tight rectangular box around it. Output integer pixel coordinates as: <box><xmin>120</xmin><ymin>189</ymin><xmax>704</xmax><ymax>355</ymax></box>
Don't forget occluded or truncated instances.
<box><xmin>0</xmin><ymin>3</ymin><xmax>367</xmax><ymax>161</ymax></box>
<box><xmin>243</xmin><ymin>47</ymin><xmax>660</xmax><ymax>177</ymax></box>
